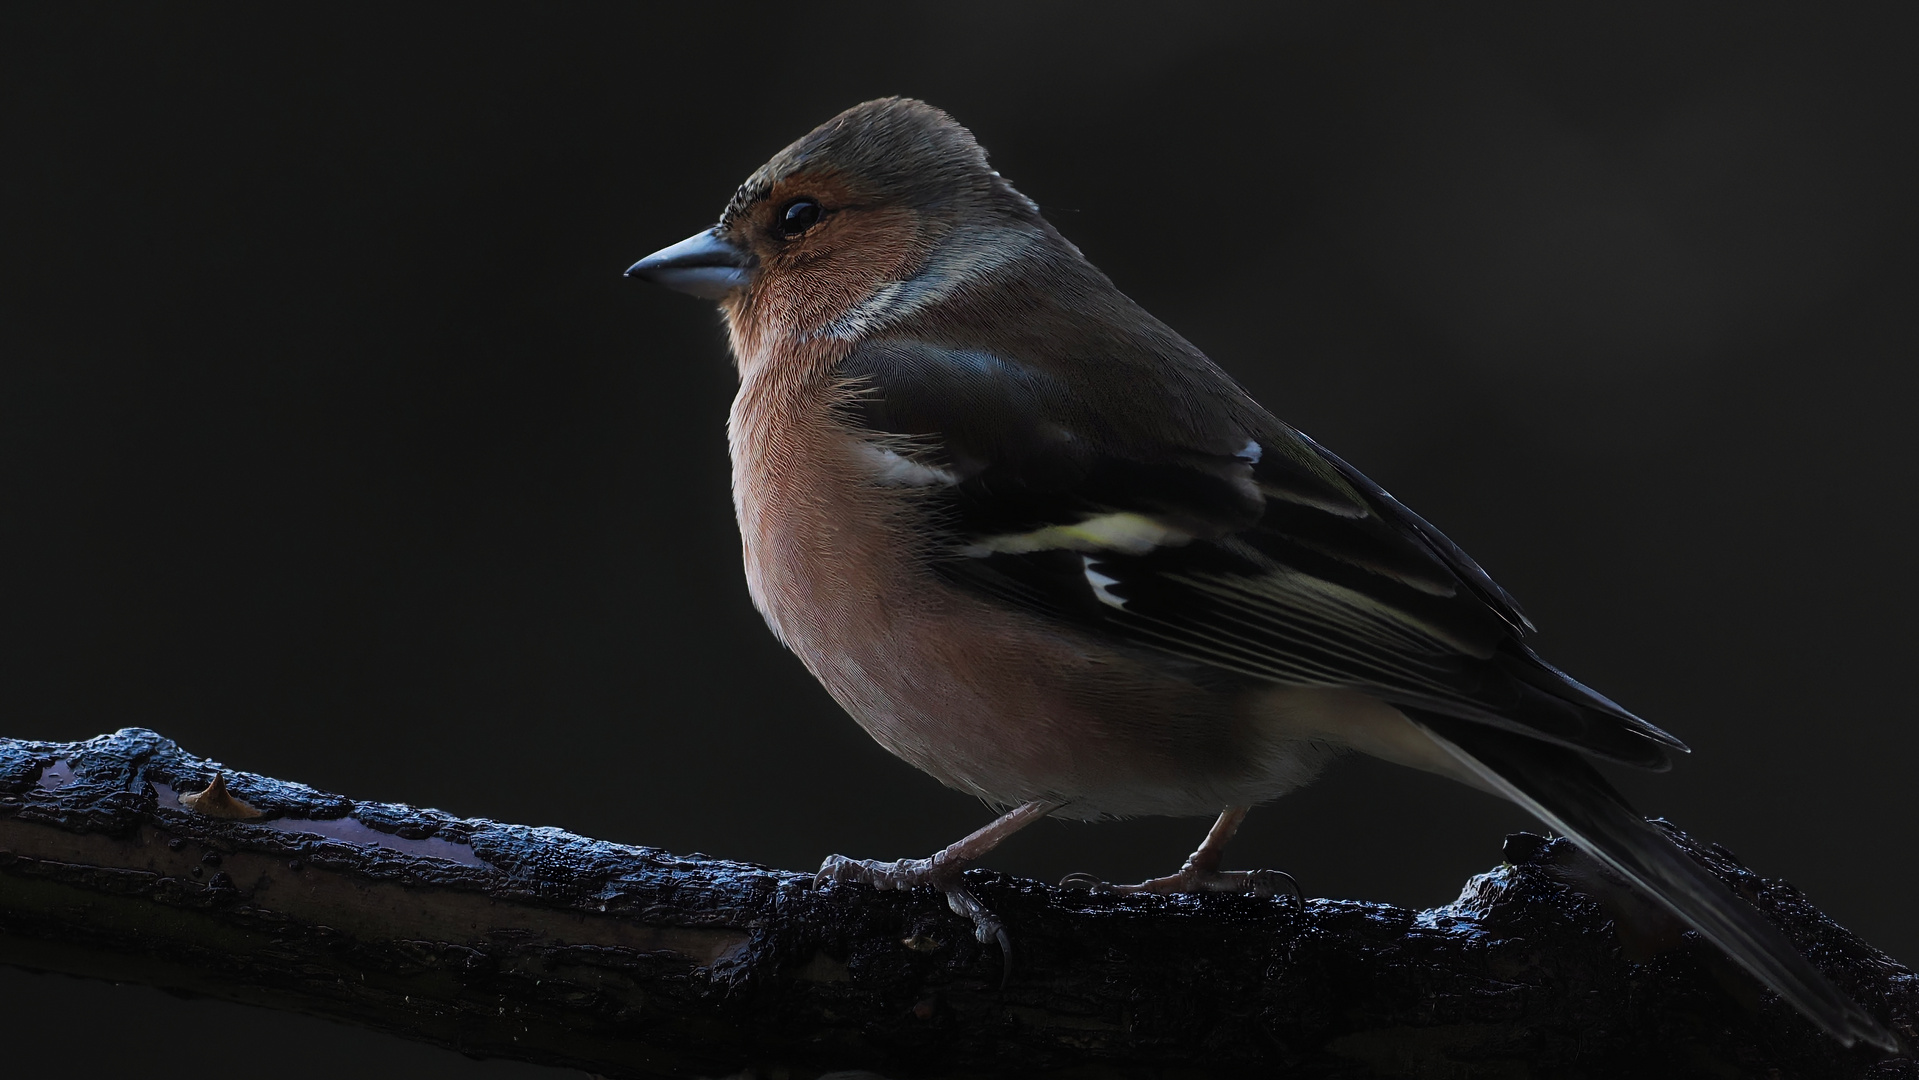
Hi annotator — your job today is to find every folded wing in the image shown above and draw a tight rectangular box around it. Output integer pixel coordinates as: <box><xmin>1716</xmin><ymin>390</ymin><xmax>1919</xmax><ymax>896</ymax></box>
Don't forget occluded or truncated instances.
<box><xmin>837</xmin><ymin>339</ymin><xmax>1684</xmax><ymax>769</ymax></box>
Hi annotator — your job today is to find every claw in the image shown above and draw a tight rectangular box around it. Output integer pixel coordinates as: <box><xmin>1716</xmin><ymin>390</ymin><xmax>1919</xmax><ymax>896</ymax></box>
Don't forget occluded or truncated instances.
<box><xmin>970</xmin><ymin>909</ymin><xmax>999</xmax><ymax>945</ymax></box>
<box><xmin>1058</xmin><ymin>871</ymin><xmax>1109</xmax><ymax>892</ymax></box>
<box><xmin>1248</xmin><ymin>868</ymin><xmax>1305</xmax><ymax>909</ymax></box>
<box><xmin>805</xmin><ymin>803</ymin><xmax>1059</xmax><ymax>991</ymax></box>
<box><xmin>815</xmin><ymin>852</ymin><xmax>1016</xmax><ymax>984</ymax></box>
<box><xmin>948</xmin><ymin>885</ymin><xmax>1012</xmax><ymax>987</ymax></box>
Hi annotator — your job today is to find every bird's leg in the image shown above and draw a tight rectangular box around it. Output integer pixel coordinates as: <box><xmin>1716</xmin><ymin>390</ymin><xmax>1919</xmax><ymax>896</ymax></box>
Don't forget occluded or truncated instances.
<box><xmin>816</xmin><ymin>799</ymin><xmax>1062</xmax><ymax>960</ymax></box>
<box><xmin>1060</xmin><ymin>807</ymin><xmax>1302</xmax><ymax>905</ymax></box>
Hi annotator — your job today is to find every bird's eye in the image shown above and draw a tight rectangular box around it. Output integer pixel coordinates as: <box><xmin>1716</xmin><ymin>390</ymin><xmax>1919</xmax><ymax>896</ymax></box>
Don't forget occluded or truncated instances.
<box><xmin>778</xmin><ymin>199</ymin><xmax>822</xmax><ymax>237</ymax></box>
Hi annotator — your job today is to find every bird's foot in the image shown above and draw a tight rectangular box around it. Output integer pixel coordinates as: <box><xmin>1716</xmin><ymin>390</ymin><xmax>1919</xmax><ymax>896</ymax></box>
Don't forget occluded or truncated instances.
<box><xmin>1060</xmin><ymin>865</ymin><xmax>1303</xmax><ymax>907</ymax></box>
<box><xmin>809</xmin><ymin>802</ymin><xmax>1061</xmax><ymax>989</ymax></box>
<box><xmin>815</xmin><ymin>853</ymin><xmax>1011</xmax><ymax>959</ymax></box>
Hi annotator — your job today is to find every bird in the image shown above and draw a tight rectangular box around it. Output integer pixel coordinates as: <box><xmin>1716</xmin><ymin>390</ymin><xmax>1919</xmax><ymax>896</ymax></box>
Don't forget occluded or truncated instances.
<box><xmin>624</xmin><ymin>97</ymin><xmax>1895</xmax><ymax>1051</ymax></box>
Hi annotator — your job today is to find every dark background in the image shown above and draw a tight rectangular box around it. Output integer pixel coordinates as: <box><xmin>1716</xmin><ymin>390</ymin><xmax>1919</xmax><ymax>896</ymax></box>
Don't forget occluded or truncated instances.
<box><xmin>4</xmin><ymin>3</ymin><xmax>1916</xmax><ymax>1075</ymax></box>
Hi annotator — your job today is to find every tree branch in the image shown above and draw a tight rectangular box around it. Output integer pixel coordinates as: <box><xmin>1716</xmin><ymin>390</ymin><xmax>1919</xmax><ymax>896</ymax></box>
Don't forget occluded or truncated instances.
<box><xmin>0</xmin><ymin>728</ymin><xmax>1909</xmax><ymax>1078</ymax></box>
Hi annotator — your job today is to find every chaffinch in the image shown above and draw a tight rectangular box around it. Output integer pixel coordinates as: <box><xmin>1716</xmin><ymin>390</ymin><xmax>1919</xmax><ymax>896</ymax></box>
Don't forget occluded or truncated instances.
<box><xmin>626</xmin><ymin>98</ymin><xmax>1891</xmax><ymax>1050</ymax></box>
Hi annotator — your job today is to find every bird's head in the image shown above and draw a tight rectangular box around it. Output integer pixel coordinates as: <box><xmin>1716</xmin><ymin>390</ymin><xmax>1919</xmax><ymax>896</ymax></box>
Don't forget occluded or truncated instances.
<box><xmin>627</xmin><ymin>98</ymin><xmax>1049</xmax><ymax>356</ymax></box>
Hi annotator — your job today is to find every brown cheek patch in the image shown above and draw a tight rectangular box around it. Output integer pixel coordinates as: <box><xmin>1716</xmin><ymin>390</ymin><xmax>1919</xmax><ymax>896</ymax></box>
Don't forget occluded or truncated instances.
<box><xmin>743</xmin><ymin>173</ymin><xmax>931</xmax><ymax>341</ymax></box>
<box><xmin>788</xmin><ymin>207</ymin><xmax>925</xmax><ymax>318</ymax></box>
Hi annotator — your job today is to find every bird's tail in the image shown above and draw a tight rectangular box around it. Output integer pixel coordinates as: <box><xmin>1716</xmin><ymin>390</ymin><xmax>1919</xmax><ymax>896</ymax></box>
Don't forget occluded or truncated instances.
<box><xmin>1409</xmin><ymin>710</ymin><xmax>1897</xmax><ymax>1052</ymax></box>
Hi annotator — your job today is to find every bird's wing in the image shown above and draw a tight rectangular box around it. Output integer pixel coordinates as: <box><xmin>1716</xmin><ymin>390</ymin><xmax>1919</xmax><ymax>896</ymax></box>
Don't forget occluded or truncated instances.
<box><xmin>837</xmin><ymin>339</ymin><xmax>1685</xmax><ymax>769</ymax></box>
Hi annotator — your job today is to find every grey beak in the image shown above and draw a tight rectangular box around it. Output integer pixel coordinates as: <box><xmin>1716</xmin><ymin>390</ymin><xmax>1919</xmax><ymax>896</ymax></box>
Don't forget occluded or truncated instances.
<box><xmin>625</xmin><ymin>228</ymin><xmax>753</xmax><ymax>299</ymax></box>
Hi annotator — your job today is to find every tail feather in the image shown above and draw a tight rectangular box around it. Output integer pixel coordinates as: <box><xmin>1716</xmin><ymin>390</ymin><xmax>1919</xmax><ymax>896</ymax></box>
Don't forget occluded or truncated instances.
<box><xmin>1410</xmin><ymin>710</ymin><xmax>1897</xmax><ymax>1053</ymax></box>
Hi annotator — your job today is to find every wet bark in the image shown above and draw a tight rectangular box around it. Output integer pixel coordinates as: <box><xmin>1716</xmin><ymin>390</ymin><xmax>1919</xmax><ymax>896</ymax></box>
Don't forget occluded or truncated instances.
<box><xmin>0</xmin><ymin>728</ymin><xmax>1910</xmax><ymax>1078</ymax></box>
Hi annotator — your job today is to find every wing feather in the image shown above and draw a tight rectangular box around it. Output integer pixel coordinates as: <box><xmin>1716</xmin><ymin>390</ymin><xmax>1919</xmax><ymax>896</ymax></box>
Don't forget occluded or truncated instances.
<box><xmin>839</xmin><ymin>339</ymin><xmax>1686</xmax><ymax>768</ymax></box>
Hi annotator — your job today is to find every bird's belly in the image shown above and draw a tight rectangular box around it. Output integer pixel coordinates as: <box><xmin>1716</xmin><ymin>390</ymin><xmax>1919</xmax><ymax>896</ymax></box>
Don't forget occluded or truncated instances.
<box><xmin>755</xmin><ymin>554</ymin><xmax>1329</xmax><ymax>816</ymax></box>
<box><xmin>730</xmin><ymin>426</ymin><xmax>1328</xmax><ymax>817</ymax></box>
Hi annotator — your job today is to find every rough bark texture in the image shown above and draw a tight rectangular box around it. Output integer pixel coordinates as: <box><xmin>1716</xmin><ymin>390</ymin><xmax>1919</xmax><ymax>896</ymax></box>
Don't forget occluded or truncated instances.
<box><xmin>0</xmin><ymin>728</ymin><xmax>1911</xmax><ymax>1078</ymax></box>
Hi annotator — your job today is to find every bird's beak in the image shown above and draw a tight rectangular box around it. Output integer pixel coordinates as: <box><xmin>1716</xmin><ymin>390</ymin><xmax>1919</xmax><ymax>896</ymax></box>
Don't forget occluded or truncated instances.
<box><xmin>625</xmin><ymin>228</ymin><xmax>754</xmax><ymax>299</ymax></box>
